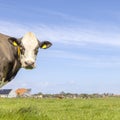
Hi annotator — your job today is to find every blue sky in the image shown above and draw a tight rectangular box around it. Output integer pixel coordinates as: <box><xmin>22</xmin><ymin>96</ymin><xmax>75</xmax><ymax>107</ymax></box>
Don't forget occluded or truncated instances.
<box><xmin>1</xmin><ymin>0</ymin><xmax>120</xmax><ymax>94</ymax></box>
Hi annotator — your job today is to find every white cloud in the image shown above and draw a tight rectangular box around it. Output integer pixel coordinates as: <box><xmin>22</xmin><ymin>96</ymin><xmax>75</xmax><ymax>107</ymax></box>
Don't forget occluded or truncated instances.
<box><xmin>37</xmin><ymin>25</ymin><xmax>120</xmax><ymax>46</ymax></box>
<box><xmin>0</xmin><ymin>21</ymin><xmax>29</xmax><ymax>37</ymax></box>
<box><xmin>0</xmin><ymin>20</ymin><xmax>120</xmax><ymax>47</ymax></box>
<box><xmin>47</xmin><ymin>50</ymin><xmax>93</xmax><ymax>61</ymax></box>
<box><xmin>48</xmin><ymin>49</ymin><xmax>120</xmax><ymax>62</ymax></box>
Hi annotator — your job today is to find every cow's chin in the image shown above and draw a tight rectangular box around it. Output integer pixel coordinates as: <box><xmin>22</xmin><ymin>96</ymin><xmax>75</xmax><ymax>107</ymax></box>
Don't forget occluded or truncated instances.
<box><xmin>21</xmin><ymin>65</ymin><xmax>35</xmax><ymax>70</ymax></box>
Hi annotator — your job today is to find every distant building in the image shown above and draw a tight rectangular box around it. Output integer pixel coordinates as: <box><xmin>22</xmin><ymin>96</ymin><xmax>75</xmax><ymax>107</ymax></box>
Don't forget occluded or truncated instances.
<box><xmin>32</xmin><ymin>94</ymin><xmax>43</xmax><ymax>98</ymax></box>
<box><xmin>8</xmin><ymin>90</ymin><xmax>17</xmax><ymax>98</ymax></box>
<box><xmin>0</xmin><ymin>89</ymin><xmax>12</xmax><ymax>98</ymax></box>
<box><xmin>15</xmin><ymin>88</ymin><xmax>31</xmax><ymax>97</ymax></box>
<box><xmin>0</xmin><ymin>88</ymin><xmax>32</xmax><ymax>98</ymax></box>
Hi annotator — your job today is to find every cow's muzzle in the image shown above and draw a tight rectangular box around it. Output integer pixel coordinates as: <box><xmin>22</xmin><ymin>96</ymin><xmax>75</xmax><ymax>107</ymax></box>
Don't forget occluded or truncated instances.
<box><xmin>24</xmin><ymin>60</ymin><xmax>35</xmax><ymax>69</ymax></box>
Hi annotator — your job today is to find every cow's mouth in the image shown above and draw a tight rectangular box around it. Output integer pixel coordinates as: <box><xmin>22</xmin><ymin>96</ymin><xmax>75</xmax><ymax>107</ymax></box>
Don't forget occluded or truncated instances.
<box><xmin>21</xmin><ymin>63</ymin><xmax>35</xmax><ymax>69</ymax></box>
<box><xmin>24</xmin><ymin>65</ymin><xmax>34</xmax><ymax>69</ymax></box>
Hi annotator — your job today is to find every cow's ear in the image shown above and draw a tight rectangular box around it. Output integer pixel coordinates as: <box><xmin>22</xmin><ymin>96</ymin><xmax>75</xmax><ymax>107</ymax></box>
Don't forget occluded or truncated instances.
<box><xmin>8</xmin><ymin>37</ymin><xmax>21</xmax><ymax>47</ymax></box>
<box><xmin>39</xmin><ymin>41</ymin><xmax>52</xmax><ymax>49</ymax></box>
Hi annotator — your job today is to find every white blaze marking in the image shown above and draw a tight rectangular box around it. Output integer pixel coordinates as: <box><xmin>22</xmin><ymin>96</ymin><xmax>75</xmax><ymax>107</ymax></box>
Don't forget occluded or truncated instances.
<box><xmin>20</xmin><ymin>32</ymin><xmax>39</xmax><ymax>68</ymax></box>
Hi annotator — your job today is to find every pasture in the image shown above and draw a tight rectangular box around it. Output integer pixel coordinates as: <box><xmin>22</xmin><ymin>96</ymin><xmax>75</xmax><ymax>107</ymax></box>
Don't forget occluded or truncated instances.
<box><xmin>0</xmin><ymin>97</ymin><xmax>120</xmax><ymax>120</ymax></box>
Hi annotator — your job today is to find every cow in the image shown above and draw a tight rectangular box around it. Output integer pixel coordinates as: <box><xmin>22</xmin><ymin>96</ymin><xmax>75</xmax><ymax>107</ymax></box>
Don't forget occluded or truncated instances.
<box><xmin>0</xmin><ymin>32</ymin><xmax>52</xmax><ymax>87</ymax></box>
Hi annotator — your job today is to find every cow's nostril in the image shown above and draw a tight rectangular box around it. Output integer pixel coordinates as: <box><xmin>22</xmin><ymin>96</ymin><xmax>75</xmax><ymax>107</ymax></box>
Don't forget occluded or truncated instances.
<box><xmin>25</xmin><ymin>61</ymin><xmax>34</xmax><ymax>66</ymax></box>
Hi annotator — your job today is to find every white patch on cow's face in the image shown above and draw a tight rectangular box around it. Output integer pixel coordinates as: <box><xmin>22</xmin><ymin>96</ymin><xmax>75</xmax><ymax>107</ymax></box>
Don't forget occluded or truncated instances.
<box><xmin>20</xmin><ymin>32</ymin><xmax>39</xmax><ymax>69</ymax></box>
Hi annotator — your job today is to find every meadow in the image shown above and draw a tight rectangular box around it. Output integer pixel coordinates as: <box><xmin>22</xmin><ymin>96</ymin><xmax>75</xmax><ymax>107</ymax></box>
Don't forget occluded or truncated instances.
<box><xmin>0</xmin><ymin>97</ymin><xmax>120</xmax><ymax>120</ymax></box>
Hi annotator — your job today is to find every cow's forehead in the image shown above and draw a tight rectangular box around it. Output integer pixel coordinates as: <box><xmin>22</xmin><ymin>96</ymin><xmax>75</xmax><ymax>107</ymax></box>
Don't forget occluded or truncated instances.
<box><xmin>21</xmin><ymin>32</ymin><xmax>38</xmax><ymax>48</ymax></box>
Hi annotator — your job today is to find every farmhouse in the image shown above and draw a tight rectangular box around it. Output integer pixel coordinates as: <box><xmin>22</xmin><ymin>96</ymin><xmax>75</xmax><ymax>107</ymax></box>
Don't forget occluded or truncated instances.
<box><xmin>15</xmin><ymin>88</ymin><xmax>31</xmax><ymax>97</ymax></box>
<box><xmin>0</xmin><ymin>89</ymin><xmax>12</xmax><ymax>98</ymax></box>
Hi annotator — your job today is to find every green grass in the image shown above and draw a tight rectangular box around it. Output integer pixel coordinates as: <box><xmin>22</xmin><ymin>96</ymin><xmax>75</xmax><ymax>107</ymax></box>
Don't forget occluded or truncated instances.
<box><xmin>0</xmin><ymin>97</ymin><xmax>120</xmax><ymax>120</ymax></box>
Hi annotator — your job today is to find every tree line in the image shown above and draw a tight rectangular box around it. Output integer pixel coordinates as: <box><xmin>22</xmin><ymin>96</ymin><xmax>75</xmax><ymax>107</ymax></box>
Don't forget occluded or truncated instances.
<box><xmin>33</xmin><ymin>92</ymin><xmax>119</xmax><ymax>99</ymax></box>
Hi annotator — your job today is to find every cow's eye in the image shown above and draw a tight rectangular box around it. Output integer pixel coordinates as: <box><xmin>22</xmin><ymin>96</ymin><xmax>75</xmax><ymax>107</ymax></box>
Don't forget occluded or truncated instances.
<box><xmin>20</xmin><ymin>47</ymin><xmax>25</xmax><ymax>54</ymax></box>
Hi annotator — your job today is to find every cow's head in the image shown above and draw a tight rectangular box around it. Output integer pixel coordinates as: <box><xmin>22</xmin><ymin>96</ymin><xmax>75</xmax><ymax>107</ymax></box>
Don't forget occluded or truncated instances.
<box><xmin>9</xmin><ymin>32</ymin><xmax>52</xmax><ymax>69</ymax></box>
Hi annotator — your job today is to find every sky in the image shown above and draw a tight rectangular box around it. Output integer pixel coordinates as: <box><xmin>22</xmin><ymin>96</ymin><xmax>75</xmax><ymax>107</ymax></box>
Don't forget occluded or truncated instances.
<box><xmin>1</xmin><ymin>0</ymin><xmax>120</xmax><ymax>94</ymax></box>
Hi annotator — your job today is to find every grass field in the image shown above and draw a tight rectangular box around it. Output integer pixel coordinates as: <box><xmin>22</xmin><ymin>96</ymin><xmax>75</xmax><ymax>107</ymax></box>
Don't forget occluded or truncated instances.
<box><xmin>0</xmin><ymin>97</ymin><xmax>120</xmax><ymax>120</ymax></box>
